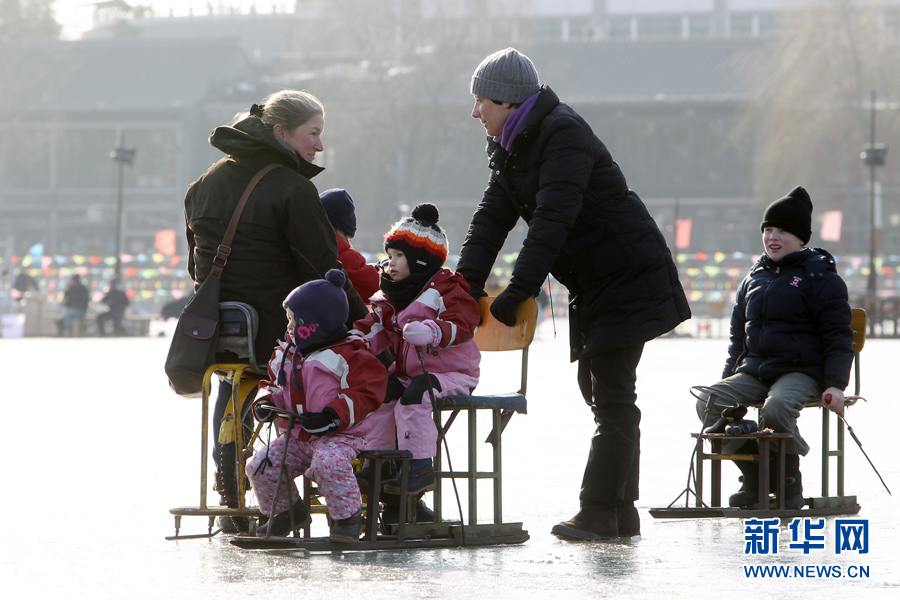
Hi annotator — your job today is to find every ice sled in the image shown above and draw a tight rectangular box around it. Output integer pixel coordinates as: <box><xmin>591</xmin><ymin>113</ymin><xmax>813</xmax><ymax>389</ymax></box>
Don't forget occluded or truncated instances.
<box><xmin>651</xmin><ymin>308</ymin><xmax>870</xmax><ymax>519</ymax></box>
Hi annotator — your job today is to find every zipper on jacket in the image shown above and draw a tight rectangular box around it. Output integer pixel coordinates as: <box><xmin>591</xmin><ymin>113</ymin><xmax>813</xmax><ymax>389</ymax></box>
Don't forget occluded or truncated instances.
<box><xmin>382</xmin><ymin>299</ymin><xmax>405</xmax><ymax>376</ymax></box>
<box><xmin>758</xmin><ymin>266</ymin><xmax>776</xmax><ymax>352</ymax></box>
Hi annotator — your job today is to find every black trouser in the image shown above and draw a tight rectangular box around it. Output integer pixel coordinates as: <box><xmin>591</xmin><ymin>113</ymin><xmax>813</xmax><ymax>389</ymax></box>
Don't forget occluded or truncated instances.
<box><xmin>97</xmin><ymin>310</ymin><xmax>125</xmax><ymax>336</ymax></box>
<box><xmin>577</xmin><ymin>343</ymin><xmax>644</xmax><ymax>507</ymax></box>
<box><xmin>212</xmin><ymin>379</ymin><xmax>254</xmax><ymax>506</ymax></box>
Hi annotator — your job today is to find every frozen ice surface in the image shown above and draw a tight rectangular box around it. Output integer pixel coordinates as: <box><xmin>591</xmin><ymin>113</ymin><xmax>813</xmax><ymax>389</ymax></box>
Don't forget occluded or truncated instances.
<box><xmin>2</xmin><ymin>322</ymin><xmax>898</xmax><ymax>598</ymax></box>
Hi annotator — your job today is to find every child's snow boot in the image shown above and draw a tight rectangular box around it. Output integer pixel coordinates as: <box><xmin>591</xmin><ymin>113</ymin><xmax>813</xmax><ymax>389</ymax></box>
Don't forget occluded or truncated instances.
<box><xmin>381</xmin><ymin>495</ymin><xmax>435</xmax><ymax>525</ymax></box>
<box><xmin>329</xmin><ymin>509</ymin><xmax>363</xmax><ymax>543</ymax></box>
<box><xmin>382</xmin><ymin>458</ymin><xmax>435</xmax><ymax>495</ymax></box>
<box><xmin>728</xmin><ymin>442</ymin><xmax>760</xmax><ymax>508</ymax></box>
<box><xmin>256</xmin><ymin>500</ymin><xmax>310</xmax><ymax>537</ymax></box>
<box><xmin>784</xmin><ymin>454</ymin><xmax>805</xmax><ymax>509</ymax></box>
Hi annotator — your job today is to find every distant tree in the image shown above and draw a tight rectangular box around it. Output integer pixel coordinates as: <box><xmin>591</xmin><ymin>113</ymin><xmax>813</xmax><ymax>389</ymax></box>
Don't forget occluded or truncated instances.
<box><xmin>0</xmin><ymin>0</ymin><xmax>60</xmax><ymax>114</ymax></box>
<box><xmin>283</xmin><ymin>1</ymin><xmax>488</xmax><ymax>249</ymax></box>
<box><xmin>0</xmin><ymin>0</ymin><xmax>59</xmax><ymax>43</ymax></box>
<box><xmin>737</xmin><ymin>0</ymin><xmax>900</xmax><ymax>210</ymax></box>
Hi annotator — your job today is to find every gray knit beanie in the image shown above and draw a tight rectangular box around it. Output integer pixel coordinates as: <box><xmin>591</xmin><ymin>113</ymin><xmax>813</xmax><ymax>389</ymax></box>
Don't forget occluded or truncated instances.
<box><xmin>470</xmin><ymin>47</ymin><xmax>540</xmax><ymax>104</ymax></box>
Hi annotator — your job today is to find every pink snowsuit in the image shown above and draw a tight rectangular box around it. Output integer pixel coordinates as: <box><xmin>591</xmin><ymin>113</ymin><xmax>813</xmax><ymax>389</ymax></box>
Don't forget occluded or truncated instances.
<box><xmin>351</xmin><ymin>269</ymin><xmax>481</xmax><ymax>459</ymax></box>
<box><xmin>246</xmin><ymin>338</ymin><xmax>393</xmax><ymax>520</ymax></box>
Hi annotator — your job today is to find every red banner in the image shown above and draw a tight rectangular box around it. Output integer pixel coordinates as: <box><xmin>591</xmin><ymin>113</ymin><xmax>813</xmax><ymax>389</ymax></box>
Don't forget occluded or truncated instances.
<box><xmin>155</xmin><ymin>228</ymin><xmax>177</xmax><ymax>256</ymax></box>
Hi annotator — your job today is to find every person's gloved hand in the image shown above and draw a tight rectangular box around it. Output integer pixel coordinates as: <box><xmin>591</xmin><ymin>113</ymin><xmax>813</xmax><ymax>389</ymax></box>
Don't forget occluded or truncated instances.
<box><xmin>401</xmin><ymin>373</ymin><xmax>442</xmax><ymax>405</ymax></box>
<box><xmin>489</xmin><ymin>289</ymin><xmax>526</xmax><ymax>327</ymax></box>
<box><xmin>300</xmin><ymin>407</ymin><xmax>340</xmax><ymax>435</ymax></box>
<box><xmin>385</xmin><ymin>375</ymin><xmax>406</xmax><ymax>403</ymax></box>
<box><xmin>251</xmin><ymin>394</ymin><xmax>278</xmax><ymax>423</ymax></box>
<box><xmin>402</xmin><ymin>320</ymin><xmax>441</xmax><ymax>348</ymax></box>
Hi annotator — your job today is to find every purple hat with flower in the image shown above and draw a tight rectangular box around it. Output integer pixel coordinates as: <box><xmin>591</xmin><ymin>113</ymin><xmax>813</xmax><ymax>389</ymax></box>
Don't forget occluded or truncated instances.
<box><xmin>282</xmin><ymin>269</ymin><xmax>349</xmax><ymax>351</ymax></box>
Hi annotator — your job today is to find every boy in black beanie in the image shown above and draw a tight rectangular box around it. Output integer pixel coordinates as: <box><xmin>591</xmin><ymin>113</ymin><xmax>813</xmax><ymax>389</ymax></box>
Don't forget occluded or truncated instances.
<box><xmin>695</xmin><ymin>186</ymin><xmax>853</xmax><ymax>509</ymax></box>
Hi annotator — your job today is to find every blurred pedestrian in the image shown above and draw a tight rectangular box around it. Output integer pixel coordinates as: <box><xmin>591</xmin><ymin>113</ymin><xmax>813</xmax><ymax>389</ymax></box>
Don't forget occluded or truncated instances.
<box><xmin>57</xmin><ymin>274</ymin><xmax>89</xmax><ymax>336</ymax></box>
<box><xmin>12</xmin><ymin>270</ymin><xmax>38</xmax><ymax>304</ymax></box>
<box><xmin>97</xmin><ymin>279</ymin><xmax>130</xmax><ymax>336</ymax></box>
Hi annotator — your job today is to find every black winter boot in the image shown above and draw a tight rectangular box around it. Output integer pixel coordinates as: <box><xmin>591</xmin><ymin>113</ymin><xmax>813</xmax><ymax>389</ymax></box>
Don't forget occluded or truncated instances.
<box><xmin>329</xmin><ymin>509</ymin><xmax>363</xmax><ymax>543</ymax></box>
<box><xmin>382</xmin><ymin>459</ymin><xmax>435</xmax><ymax>495</ymax></box>
<box><xmin>257</xmin><ymin>500</ymin><xmax>310</xmax><ymax>537</ymax></box>
<box><xmin>216</xmin><ymin>511</ymin><xmax>249</xmax><ymax>534</ymax></box>
<box><xmin>381</xmin><ymin>496</ymin><xmax>435</xmax><ymax>525</ymax></box>
<box><xmin>784</xmin><ymin>454</ymin><xmax>805</xmax><ymax>509</ymax></box>
<box><xmin>551</xmin><ymin>504</ymin><xmax>618</xmax><ymax>540</ymax></box>
<box><xmin>214</xmin><ymin>446</ymin><xmax>249</xmax><ymax>534</ymax></box>
<box><xmin>617</xmin><ymin>501</ymin><xmax>641</xmax><ymax>538</ymax></box>
<box><xmin>728</xmin><ymin>460</ymin><xmax>760</xmax><ymax>508</ymax></box>
<box><xmin>356</xmin><ymin>459</ymin><xmax>397</xmax><ymax>496</ymax></box>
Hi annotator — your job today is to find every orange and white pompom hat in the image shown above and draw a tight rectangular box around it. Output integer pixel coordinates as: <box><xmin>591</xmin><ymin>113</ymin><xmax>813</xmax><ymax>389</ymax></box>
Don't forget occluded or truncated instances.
<box><xmin>384</xmin><ymin>203</ymin><xmax>449</xmax><ymax>273</ymax></box>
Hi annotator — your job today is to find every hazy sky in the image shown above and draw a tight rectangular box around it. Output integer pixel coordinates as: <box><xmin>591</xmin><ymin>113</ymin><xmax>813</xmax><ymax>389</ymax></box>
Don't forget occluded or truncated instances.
<box><xmin>53</xmin><ymin>1</ymin><xmax>288</xmax><ymax>39</ymax></box>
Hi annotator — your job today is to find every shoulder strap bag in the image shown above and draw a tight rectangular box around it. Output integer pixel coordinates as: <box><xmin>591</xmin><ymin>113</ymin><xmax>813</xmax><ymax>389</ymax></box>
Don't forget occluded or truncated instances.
<box><xmin>165</xmin><ymin>164</ymin><xmax>279</xmax><ymax>396</ymax></box>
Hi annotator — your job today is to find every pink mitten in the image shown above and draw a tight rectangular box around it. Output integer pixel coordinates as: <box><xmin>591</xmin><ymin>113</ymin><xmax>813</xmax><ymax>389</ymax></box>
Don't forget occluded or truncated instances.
<box><xmin>402</xmin><ymin>320</ymin><xmax>441</xmax><ymax>348</ymax></box>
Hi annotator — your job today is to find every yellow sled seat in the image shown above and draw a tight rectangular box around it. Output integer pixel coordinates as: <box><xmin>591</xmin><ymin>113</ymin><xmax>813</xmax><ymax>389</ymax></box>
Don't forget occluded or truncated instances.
<box><xmin>168</xmin><ymin>302</ymin><xmax>267</xmax><ymax>539</ymax></box>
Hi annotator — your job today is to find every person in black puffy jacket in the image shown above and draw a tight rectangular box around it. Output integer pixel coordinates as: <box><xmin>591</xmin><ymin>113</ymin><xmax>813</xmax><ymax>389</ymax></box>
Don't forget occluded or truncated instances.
<box><xmin>183</xmin><ymin>90</ymin><xmax>366</xmax><ymax>532</ymax></box>
<box><xmin>457</xmin><ymin>48</ymin><xmax>690</xmax><ymax>541</ymax></box>
<box><xmin>696</xmin><ymin>186</ymin><xmax>853</xmax><ymax>510</ymax></box>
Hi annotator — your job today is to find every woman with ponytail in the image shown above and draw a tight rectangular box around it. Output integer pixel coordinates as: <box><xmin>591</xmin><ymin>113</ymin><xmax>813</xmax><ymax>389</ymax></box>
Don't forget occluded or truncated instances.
<box><xmin>183</xmin><ymin>90</ymin><xmax>367</xmax><ymax>532</ymax></box>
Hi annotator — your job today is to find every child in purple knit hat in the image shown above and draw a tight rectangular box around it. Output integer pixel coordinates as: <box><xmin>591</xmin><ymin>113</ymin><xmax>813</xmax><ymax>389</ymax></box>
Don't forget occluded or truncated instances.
<box><xmin>246</xmin><ymin>269</ymin><xmax>394</xmax><ymax>543</ymax></box>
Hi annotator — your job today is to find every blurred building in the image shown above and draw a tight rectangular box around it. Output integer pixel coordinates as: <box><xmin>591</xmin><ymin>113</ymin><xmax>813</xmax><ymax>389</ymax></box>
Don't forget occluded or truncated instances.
<box><xmin>2</xmin><ymin>0</ymin><xmax>900</xmax><ymax>261</ymax></box>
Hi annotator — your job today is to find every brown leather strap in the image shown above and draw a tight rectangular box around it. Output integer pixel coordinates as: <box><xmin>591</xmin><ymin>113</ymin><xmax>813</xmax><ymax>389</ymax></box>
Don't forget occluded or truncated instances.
<box><xmin>209</xmin><ymin>163</ymin><xmax>280</xmax><ymax>280</ymax></box>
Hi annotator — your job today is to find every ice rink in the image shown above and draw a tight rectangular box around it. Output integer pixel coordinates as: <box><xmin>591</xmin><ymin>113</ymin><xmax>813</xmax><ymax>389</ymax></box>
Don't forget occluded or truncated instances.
<box><xmin>3</xmin><ymin>323</ymin><xmax>898</xmax><ymax>598</ymax></box>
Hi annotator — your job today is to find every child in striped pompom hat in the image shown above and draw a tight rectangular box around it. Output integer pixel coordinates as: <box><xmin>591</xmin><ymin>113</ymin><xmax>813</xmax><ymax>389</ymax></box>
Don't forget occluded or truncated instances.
<box><xmin>351</xmin><ymin>203</ymin><xmax>481</xmax><ymax>500</ymax></box>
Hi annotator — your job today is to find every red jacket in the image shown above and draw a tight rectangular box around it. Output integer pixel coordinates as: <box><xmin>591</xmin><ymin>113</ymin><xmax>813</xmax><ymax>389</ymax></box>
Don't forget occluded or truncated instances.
<box><xmin>337</xmin><ymin>235</ymin><xmax>380</xmax><ymax>302</ymax></box>
<box><xmin>351</xmin><ymin>269</ymin><xmax>480</xmax><ymax>379</ymax></box>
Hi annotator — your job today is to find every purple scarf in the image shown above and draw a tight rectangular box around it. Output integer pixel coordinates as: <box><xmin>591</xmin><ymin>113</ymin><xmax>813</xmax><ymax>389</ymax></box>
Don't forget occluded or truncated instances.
<box><xmin>498</xmin><ymin>91</ymin><xmax>540</xmax><ymax>152</ymax></box>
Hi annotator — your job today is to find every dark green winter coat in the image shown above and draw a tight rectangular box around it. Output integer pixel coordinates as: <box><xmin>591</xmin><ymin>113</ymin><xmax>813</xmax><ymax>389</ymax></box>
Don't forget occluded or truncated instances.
<box><xmin>457</xmin><ymin>87</ymin><xmax>690</xmax><ymax>359</ymax></box>
<box><xmin>184</xmin><ymin>114</ymin><xmax>366</xmax><ymax>360</ymax></box>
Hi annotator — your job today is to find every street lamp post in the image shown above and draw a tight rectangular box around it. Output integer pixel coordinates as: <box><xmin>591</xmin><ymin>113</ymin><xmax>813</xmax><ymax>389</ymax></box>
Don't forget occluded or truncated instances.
<box><xmin>110</xmin><ymin>135</ymin><xmax>136</xmax><ymax>280</ymax></box>
<box><xmin>860</xmin><ymin>90</ymin><xmax>887</xmax><ymax>333</ymax></box>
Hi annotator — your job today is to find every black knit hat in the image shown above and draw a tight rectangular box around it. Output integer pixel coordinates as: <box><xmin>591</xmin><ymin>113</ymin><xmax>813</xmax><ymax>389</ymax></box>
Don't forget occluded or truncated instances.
<box><xmin>760</xmin><ymin>186</ymin><xmax>813</xmax><ymax>244</ymax></box>
<box><xmin>319</xmin><ymin>188</ymin><xmax>357</xmax><ymax>238</ymax></box>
